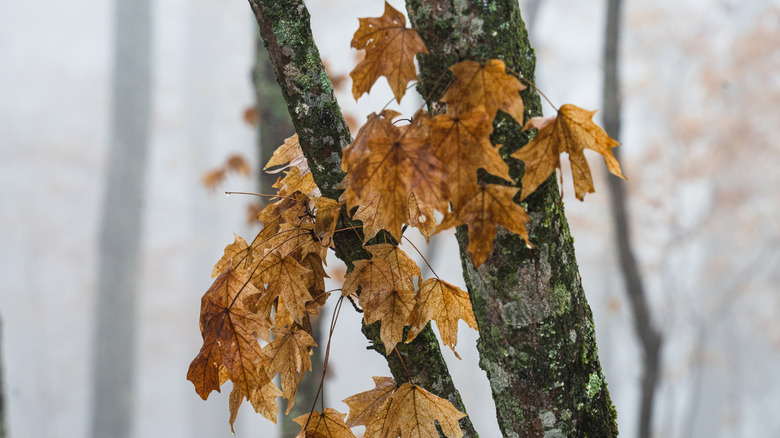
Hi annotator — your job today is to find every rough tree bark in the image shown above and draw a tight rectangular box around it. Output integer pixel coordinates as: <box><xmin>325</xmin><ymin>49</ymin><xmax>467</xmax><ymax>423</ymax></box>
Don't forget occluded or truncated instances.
<box><xmin>601</xmin><ymin>1</ymin><xmax>661</xmax><ymax>437</ymax></box>
<box><xmin>246</xmin><ymin>0</ymin><xmax>617</xmax><ymax>436</ymax></box>
<box><xmin>407</xmin><ymin>1</ymin><xmax>618</xmax><ymax>436</ymax></box>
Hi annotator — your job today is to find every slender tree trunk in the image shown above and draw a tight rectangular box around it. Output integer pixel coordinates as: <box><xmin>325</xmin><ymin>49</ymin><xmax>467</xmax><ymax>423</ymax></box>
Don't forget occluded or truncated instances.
<box><xmin>91</xmin><ymin>1</ymin><xmax>152</xmax><ymax>437</ymax></box>
<box><xmin>251</xmin><ymin>33</ymin><xmax>325</xmax><ymax>438</ymax></box>
<box><xmin>601</xmin><ymin>1</ymin><xmax>662</xmax><ymax>437</ymax></box>
<box><xmin>407</xmin><ymin>1</ymin><xmax>618</xmax><ymax>436</ymax></box>
<box><xmin>246</xmin><ymin>1</ymin><xmax>478</xmax><ymax>436</ymax></box>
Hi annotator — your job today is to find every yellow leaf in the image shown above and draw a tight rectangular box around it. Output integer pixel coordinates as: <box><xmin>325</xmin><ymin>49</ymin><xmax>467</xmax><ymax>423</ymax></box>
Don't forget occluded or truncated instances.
<box><xmin>342</xmin><ymin>376</ymin><xmax>396</xmax><ymax>438</ymax></box>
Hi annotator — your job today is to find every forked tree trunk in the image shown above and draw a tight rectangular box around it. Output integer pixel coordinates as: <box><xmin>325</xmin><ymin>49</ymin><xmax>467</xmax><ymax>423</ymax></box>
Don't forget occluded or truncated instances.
<box><xmin>407</xmin><ymin>1</ymin><xmax>618</xmax><ymax>436</ymax></box>
<box><xmin>247</xmin><ymin>0</ymin><xmax>617</xmax><ymax>436</ymax></box>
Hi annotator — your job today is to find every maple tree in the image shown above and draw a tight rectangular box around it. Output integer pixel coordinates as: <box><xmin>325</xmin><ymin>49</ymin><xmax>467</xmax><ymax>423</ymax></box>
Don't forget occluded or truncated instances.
<box><xmin>190</xmin><ymin>1</ymin><xmax>621</xmax><ymax>436</ymax></box>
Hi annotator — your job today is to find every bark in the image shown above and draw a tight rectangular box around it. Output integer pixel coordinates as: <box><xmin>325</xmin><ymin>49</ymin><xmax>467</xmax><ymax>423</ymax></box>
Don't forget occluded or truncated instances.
<box><xmin>602</xmin><ymin>1</ymin><xmax>661</xmax><ymax>437</ymax></box>
<box><xmin>251</xmin><ymin>32</ymin><xmax>325</xmax><ymax>438</ymax></box>
<box><xmin>246</xmin><ymin>1</ymin><xmax>477</xmax><ymax>436</ymax></box>
<box><xmin>406</xmin><ymin>1</ymin><xmax>618</xmax><ymax>436</ymax></box>
<box><xmin>91</xmin><ymin>1</ymin><xmax>151</xmax><ymax>437</ymax></box>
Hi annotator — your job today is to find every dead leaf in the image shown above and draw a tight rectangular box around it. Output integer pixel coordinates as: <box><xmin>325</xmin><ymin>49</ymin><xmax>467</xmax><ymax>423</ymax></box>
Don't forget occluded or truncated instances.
<box><xmin>293</xmin><ymin>408</ymin><xmax>356</xmax><ymax>438</ymax></box>
<box><xmin>350</xmin><ymin>2</ymin><xmax>428</xmax><ymax>102</ymax></box>
<box><xmin>436</xmin><ymin>184</ymin><xmax>531</xmax><ymax>267</ymax></box>
<box><xmin>441</xmin><ymin>59</ymin><xmax>526</xmax><ymax>125</ymax></box>
<box><xmin>263</xmin><ymin>327</ymin><xmax>317</xmax><ymax>414</ymax></box>
<box><xmin>386</xmin><ymin>383</ymin><xmax>466</xmax><ymax>438</ymax></box>
<box><xmin>406</xmin><ymin>278</ymin><xmax>477</xmax><ymax>357</ymax></box>
<box><xmin>511</xmin><ymin>103</ymin><xmax>625</xmax><ymax>200</ymax></box>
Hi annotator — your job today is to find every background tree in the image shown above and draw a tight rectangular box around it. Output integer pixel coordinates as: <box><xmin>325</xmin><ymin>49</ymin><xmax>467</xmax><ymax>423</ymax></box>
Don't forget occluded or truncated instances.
<box><xmin>243</xmin><ymin>0</ymin><xmax>618</xmax><ymax>436</ymax></box>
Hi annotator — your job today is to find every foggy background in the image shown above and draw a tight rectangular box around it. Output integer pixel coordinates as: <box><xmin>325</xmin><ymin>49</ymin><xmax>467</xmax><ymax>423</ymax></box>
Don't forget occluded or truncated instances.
<box><xmin>1</xmin><ymin>0</ymin><xmax>778</xmax><ymax>437</ymax></box>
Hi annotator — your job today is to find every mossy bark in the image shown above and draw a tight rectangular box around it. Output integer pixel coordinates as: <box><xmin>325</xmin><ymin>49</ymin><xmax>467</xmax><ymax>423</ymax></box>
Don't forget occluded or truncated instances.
<box><xmin>406</xmin><ymin>1</ymin><xmax>619</xmax><ymax>436</ymax></box>
<box><xmin>247</xmin><ymin>1</ymin><xmax>477</xmax><ymax>436</ymax></box>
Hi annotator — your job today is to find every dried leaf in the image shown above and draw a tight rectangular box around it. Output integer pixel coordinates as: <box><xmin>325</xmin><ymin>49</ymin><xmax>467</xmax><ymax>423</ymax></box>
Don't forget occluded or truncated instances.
<box><xmin>428</xmin><ymin>111</ymin><xmax>511</xmax><ymax>208</ymax></box>
<box><xmin>406</xmin><ymin>192</ymin><xmax>435</xmax><ymax>243</ymax></box>
<box><xmin>342</xmin><ymin>110</ymin><xmax>401</xmax><ymax>172</ymax></box>
<box><xmin>229</xmin><ymin>380</ymin><xmax>282</xmax><ymax>432</ymax></box>
<box><xmin>436</xmin><ymin>184</ymin><xmax>531</xmax><ymax>267</ymax></box>
<box><xmin>259</xmin><ymin>253</ymin><xmax>314</xmax><ymax>324</ymax></box>
<box><xmin>511</xmin><ymin>103</ymin><xmax>625</xmax><ymax>201</ymax></box>
<box><xmin>263</xmin><ymin>327</ymin><xmax>317</xmax><ymax>414</ymax></box>
<box><xmin>350</xmin><ymin>2</ymin><xmax>428</xmax><ymax>102</ymax></box>
<box><xmin>343</xmin><ymin>376</ymin><xmax>397</xmax><ymax>434</ymax></box>
<box><xmin>293</xmin><ymin>408</ymin><xmax>356</xmax><ymax>438</ymax></box>
<box><xmin>406</xmin><ymin>278</ymin><xmax>477</xmax><ymax>357</ymax></box>
<box><xmin>386</xmin><ymin>383</ymin><xmax>466</xmax><ymax>438</ymax></box>
<box><xmin>265</xmin><ymin>134</ymin><xmax>305</xmax><ymax>172</ymax></box>
<box><xmin>441</xmin><ymin>59</ymin><xmax>526</xmax><ymax>124</ymax></box>
<box><xmin>187</xmin><ymin>267</ymin><xmax>272</xmax><ymax>400</ymax></box>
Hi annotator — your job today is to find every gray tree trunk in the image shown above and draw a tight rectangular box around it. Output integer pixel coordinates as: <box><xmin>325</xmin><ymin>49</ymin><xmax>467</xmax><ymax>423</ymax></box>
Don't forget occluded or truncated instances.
<box><xmin>90</xmin><ymin>1</ymin><xmax>152</xmax><ymax>437</ymax></box>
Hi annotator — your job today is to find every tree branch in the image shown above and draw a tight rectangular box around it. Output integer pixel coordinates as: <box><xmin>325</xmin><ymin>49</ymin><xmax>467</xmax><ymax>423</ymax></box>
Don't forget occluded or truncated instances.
<box><xmin>246</xmin><ymin>1</ymin><xmax>477</xmax><ymax>436</ymax></box>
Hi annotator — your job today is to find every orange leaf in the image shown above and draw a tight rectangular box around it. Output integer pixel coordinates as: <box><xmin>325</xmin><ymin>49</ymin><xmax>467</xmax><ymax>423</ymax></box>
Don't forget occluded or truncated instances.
<box><xmin>386</xmin><ymin>383</ymin><xmax>466</xmax><ymax>438</ymax></box>
<box><xmin>265</xmin><ymin>134</ymin><xmax>305</xmax><ymax>172</ymax></box>
<box><xmin>343</xmin><ymin>376</ymin><xmax>397</xmax><ymax>437</ymax></box>
<box><xmin>406</xmin><ymin>278</ymin><xmax>477</xmax><ymax>357</ymax></box>
<box><xmin>406</xmin><ymin>192</ymin><xmax>435</xmax><ymax>243</ymax></box>
<box><xmin>344</xmin><ymin>124</ymin><xmax>447</xmax><ymax>240</ymax></box>
<box><xmin>428</xmin><ymin>111</ymin><xmax>511</xmax><ymax>208</ymax></box>
<box><xmin>436</xmin><ymin>184</ymin><xmax>531</xmax><ymax>267</ymax></box>
<box><xmin>259</xmin><ymin>253</ymin><xmax>314</xmax><ymax>324</ymax></box>
<box><xmin>263</xmin><ymin>327</ymin><xmax>317</xmax><ymax>414</ymax></box>
<box><xmin>293</xmin><ymin>408</ymin><xmax>356</xmax><ymax>438</ymax></box>
<box><xmin>511</xmin><ymin>103</ymin><xmax>625</xmax><ymax>201</ymax></box>
<box><xmin>441</xmin><ymin>59</ymin><xmax>526</xmax><ymax>124</ymax></box>
<box><xmin>187</xmin><ymin>267</ymin><xmax>272</xmax><ymax>400</ymax></box>
<box><xmin>350</xmin><ymin>2</ymin><xmax>428</xmax><ymax>102</ymax></box>
<box><xmin>228</xmin><ymin>380</ymin><xmax>282</xmax><ymax>431</ymax></box>
<box><xmin>342</xmin><ymin>110</ymin><xmax>401</xmax><ymax>172</ymax></box>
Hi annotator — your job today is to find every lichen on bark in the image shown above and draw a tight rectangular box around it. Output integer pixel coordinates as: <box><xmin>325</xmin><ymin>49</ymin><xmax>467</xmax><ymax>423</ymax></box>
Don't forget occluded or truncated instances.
<box><xmin>407</xmin><ymin>0</ymin><xmax>619</xmax><ymax>436</ymax></box>
<box><xmin>247</xmin><ymin>1</ymin><xmax>477</xmax><ymax>436</ymax></box>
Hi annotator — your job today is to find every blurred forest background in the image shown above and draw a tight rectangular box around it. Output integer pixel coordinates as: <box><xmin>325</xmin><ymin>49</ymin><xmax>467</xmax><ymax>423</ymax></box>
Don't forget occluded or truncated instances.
<box><xmin>1</xmin><ymin>0</ymin><xmax>778</xmax><ymax>437</ymax></box>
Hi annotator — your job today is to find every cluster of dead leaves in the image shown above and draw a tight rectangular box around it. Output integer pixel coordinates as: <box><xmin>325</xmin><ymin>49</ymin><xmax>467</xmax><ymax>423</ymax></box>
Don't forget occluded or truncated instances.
<box><xmin>190</xmin><ymin>2</ymin><xmax>625</xmax><ymax>436</ymax></box>
<box><xmin>188</xmin><ymin>134</ymin><xmax>340</xmax><ymax>431</ymax></box>
<box><xmin>346</xmin><ymin>3</ymin><xmax>624</xmax><ymax>266</ymax></box>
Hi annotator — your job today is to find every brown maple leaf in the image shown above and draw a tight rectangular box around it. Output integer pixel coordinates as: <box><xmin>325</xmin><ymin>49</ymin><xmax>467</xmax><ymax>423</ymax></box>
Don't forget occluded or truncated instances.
<box><xmin>187</xmin><ymin>267</ymin><xmax>272</xmax><ymax>400</ymax></box>
<box><xmin>386</xmin><ymin>383</ymin><xmax>466</xmax><ymax>438</ymax></box>
<box><xmin>343</xmin><ymin>376</ymin><xmax>397</xmax><ymax>438</ymax></box>
<box><xmin>293</xmin><ymin>408</ymin><xmax>356</xmax><ymax>438</ymax></box>
<box><xmin>436</xmin><ymin>184</ymin><xmax>531</xmax><ymax>267</ymax></box>
<box><xmin>258</xmin><ymin>252</ymin><xmax>314</xmax><ymax>324</ymax></box>
<box><xmin>350</xmin><ymin>2</ymin><xmax>428</xmax><ymax>103</ymax></box>
<box><xmin>428</xmin><ymin>111</ymin><xmax>511</xmax><ymax>208</ymax></box>
<box><xmin>344</xmin><ymin>122</ymin><xmax>448</xmax><ymax>240</ymax></box>
<box><xmin>511</xmin><ymin>103</ymin><xmax>625</xmax><ymax>201</ymax></box>
<box><xmin>406</xmin><ymin>192</ymin><xmax>435</xmax><ymax>243</ymax></box>
<box><xmin>406</xmin><ymin>278</ymin><xmax>478</xmax><ymax>357</ymax></box>
<box><xmin>441</xmin><ymin>59</ymin><xmax>526</xmax><ymax>125</ymax></box>
<box><xmin>263</xmin><ymin>327</ymin><xmax>317</xmax><ymax>413</ymax></box>
<box><xmin>312</xmin><ymin>196</ymin><xmax>341</xmax><ymax>247</ymax></box>
<box><xmin>211</xmin><ymin>234</ymin><xmax>252</xmax><ymax>278</ymax></box>
<box><xmin>229</xmin><ymin>380</ymin><xmax>282</xmax><ymax>432</ymax></box>
<box><xmin>265</xmin><ymin>134</ymin><xmax>306</xmax><ymax>173</ymax></box>
<box><xmin>342</xmin><ymin>110</ymin><xmax>401</xmax><ymax>173</ymax></box>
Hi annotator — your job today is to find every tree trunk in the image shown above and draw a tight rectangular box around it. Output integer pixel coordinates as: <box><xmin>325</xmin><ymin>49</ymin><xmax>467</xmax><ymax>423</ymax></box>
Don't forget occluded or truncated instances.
<box><xmin>91</xmin><ymin>1</ymin><xmax>152</xmax><ymax>437</ymax></box>
<box><xmin>246</xmin><ymin>1</ymin><xmax>478</xmax><ymax>436</ymax></box>
<box><xmin>406</xmin><ymin>1</ymin><xmax>619</xmax><ymax>436</ymax></box>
